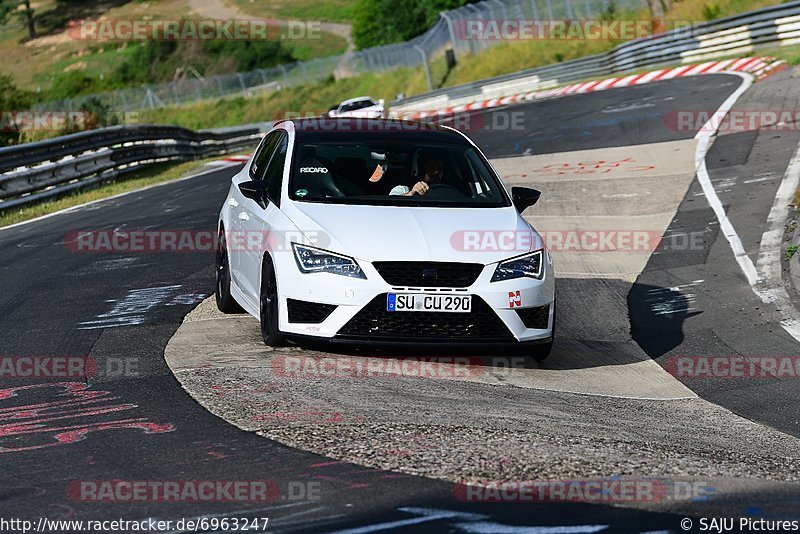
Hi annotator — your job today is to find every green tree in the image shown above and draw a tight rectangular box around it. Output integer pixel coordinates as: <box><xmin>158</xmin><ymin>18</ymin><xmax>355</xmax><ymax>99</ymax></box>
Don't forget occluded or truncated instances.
<box><xmin>0</xmin><ymin>75</ymin><xmax>34</xmax><ymax>146</ymax></box>
<box><xmin>353</xmin><ymin>0</ymin><xmax>476</xmax><ymax>49</ymax></box>
<box><xmin>0</xmin><ymin>0</ymin><xmax>37</xmax><ymax>40</ymax></box>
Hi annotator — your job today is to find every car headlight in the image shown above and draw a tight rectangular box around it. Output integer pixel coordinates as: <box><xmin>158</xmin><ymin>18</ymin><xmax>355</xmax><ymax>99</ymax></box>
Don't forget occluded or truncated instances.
<box><xmin>291</xmin><ymin>243</ymin><xmax>366</xmax><ymax>279</ymax></box>
<box><xmin>491</xmin><ymin>249</ymin><xmax>544</xmax><ymax>282</ymax></box>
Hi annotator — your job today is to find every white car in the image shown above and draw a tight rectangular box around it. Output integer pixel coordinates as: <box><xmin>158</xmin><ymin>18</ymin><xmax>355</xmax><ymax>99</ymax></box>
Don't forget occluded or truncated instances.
<box><xmin>328</xmin><ymin>96</ymin><xmax>385</xmax><ymax>119</ymax></box>
<box><xmin>215</xmin><ymin>118</ymin><xmax>555</xmax><ymax>359</ymax></box>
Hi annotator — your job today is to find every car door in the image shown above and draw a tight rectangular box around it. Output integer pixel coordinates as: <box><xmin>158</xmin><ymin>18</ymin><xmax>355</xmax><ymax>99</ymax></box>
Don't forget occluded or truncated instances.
<box><xmin>238</xmin><ymin>131</ymin><xmax>289</xmax><ymax>306</ymax></box>
<box><xmin>230</xmin><ymin>131</ymin><xmax>281</xmax><ymax>303</ymax></box>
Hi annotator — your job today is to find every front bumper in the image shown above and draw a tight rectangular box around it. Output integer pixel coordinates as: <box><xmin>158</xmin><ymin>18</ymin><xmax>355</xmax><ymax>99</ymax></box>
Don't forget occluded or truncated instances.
<box><xmin>275</xmin><ymin>255</ymin><xmax>555</xmax><ymax>344</ymax></box>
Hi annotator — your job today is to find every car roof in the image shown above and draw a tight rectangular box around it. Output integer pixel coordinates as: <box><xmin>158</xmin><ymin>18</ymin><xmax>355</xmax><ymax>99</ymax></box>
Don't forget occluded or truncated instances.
<box><xmin>340</xmin><ymin>96</ymin><xmax>375</xmax><ymax>105</ymax></box>
<box><xmin>275</xmin><ymin>118</ymin><xmax>470</xmax><ymax>144</ymax></box>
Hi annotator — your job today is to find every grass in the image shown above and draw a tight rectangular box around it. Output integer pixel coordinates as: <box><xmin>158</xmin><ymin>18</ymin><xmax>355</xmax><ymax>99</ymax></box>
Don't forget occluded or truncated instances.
<box><xmin>757</xmin><ymin>43</ymin><xmax>800</xmax><ymax>65</ymax></box>
<box><xmin>0</xmin><ymin>157</ymin><xmax>218</xmax><ymax>228</ymax></box>
<box><xmin>222</xmin><ymin>0</ymin><xmax>358</xmax><ymax>23</ymax></box>
<box><xmin>286</xmin><ymin>30</ymin><xmax>348</xmax><ymax>61</ymax></box>
<box><xmin>665</xmin><ymin>0</ymin><xmax>784</xmax><ymax>22</ymax></box>
<box><xmin>787</xmin><ymin>245</ymin><xmax>798</xmax><ymax>260</ymax></box>
<box><xmin>138</xmin><ymin>67</ymin><xmax>436</xmax><ymax>128</ymax></box>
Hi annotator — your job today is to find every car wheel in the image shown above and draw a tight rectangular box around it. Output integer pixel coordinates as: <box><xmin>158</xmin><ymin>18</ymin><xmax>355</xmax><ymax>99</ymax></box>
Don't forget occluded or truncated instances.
<box><xmin>531</xmin><ymin>301</ymin><xmax>556</xmax><ymax>362</ymax></box>
<box><xmin>260</xmin><ymin>256</ymin><xmax>285</xmax><ymax>347</ymax></box>
<box><xmin>215</xmin><ymin>229</ymin><xmax>243</xmax><ymax>314</ymax></box>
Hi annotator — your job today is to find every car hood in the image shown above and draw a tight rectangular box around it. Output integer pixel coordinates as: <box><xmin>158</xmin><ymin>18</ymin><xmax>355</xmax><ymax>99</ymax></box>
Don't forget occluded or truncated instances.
<box><xmin>284</xmin><ymin>202</ymin><xmax>543</xmax><ymax>264</ymax></box>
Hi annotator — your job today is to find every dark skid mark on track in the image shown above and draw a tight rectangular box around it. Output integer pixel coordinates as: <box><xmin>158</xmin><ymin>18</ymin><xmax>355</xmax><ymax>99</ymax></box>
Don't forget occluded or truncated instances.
<box><xmin>705</xmin><ymin>130</ymin><xmax>759</xmax><ymax>169</ymax></box>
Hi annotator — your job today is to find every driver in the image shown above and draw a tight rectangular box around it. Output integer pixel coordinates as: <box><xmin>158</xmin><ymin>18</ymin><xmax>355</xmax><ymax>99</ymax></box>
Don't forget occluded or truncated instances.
<box><xmin>390</xmin><ymin>154</ymin><xmax>445</xmax><ymax>196</ymax></box>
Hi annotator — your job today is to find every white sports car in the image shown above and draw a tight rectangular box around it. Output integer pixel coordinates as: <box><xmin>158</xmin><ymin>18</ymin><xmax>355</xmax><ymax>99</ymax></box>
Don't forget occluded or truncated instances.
<box><xmin>327</xmin><ymin>96</ymin><xmax>385</xmax><ymax>119</ymax></box>
<box><xmin>216</xmin><ymin>118</ymin><xmax>555</xmax><ymax>359</ymax></box>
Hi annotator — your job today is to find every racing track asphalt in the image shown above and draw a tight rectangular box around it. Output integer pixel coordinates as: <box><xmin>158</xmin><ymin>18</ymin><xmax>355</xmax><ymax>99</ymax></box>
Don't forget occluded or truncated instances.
<box><xmin>0</xmin><ymin>72</ymin><xmax>794</xmax><ymax>531</ymax></box>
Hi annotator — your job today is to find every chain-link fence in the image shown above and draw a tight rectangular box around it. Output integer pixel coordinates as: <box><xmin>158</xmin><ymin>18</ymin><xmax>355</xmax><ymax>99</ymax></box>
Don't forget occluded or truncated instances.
<box><xmin>35</xmin><ymin>0</ymin><xmax>648</xmax><ymax>113</ymax></box>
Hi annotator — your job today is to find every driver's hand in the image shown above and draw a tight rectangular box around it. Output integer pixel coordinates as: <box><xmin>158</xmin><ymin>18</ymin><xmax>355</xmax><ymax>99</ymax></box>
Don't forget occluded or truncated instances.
<box><xmin>410</xmin><ymin>181</ymin><xmax>429</xmax><ymax>196</ymax></box>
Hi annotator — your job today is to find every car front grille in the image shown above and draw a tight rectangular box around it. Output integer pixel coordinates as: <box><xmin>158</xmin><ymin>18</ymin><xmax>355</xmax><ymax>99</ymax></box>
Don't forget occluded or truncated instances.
<box><xmin>287</xmin><ymin>299</ymin><xmax>337</xmax><ymax>323</ymax></box>
<box><xmin>515</xmin><ymin>305</ymin><xmax>550</xmax><ymax>329</ymax></box>
<box><xmin>372</xmin><ymin>261</ymin><xmax>484</xmax><ymax>288</ymax></box>
<box><xmin>337</xmin><ymin>294</ymin><xmax>514</xmax><ymax>340</ymax></box>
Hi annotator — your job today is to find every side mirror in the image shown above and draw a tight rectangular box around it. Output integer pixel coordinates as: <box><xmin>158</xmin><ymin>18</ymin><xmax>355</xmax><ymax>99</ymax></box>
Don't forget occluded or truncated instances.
<box><xmin>238</xmin><ymin>180</ymin><xmax>269</xmax><ymax>207</ymax></box>
<box><xmin>511</xmin><ymin>187</ymin><xmax>541</xmax><ymax>213</ymax></box>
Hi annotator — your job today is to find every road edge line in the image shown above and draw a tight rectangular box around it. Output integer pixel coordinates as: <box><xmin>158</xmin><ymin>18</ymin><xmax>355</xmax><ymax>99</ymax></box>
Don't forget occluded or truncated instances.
<box><xmin>695</xmin><ymin>71</ymin><xmax>800</xmax><ymax>343</ymax></box>
<box><xmin>694</xmin><ymin>72</ymin><xmax>760</xmax><ymax>286</ymax></box>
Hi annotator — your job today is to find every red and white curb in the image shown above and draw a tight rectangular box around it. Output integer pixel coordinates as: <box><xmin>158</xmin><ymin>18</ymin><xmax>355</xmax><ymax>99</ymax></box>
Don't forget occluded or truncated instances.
<box><xmin>206</xmin><ymin>154</ymin><xmax>251</xmax><ymax>167</ymax></box>
<box><xmin>394</xmin><ymin>56</ymin><xmax>788</xmax><ymax>121</ymax></box>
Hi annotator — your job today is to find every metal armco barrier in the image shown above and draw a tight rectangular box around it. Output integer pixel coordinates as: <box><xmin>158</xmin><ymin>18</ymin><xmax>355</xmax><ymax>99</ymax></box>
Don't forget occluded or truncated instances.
<box><xmin>391</xmin><ymin>0</ymin><xmax>800</xmax><ymax>112</ymax></box>
<box><xmin>0</xmin><ymin>123</ymin><xmax>268</xmax><ymax>210</ymax></box>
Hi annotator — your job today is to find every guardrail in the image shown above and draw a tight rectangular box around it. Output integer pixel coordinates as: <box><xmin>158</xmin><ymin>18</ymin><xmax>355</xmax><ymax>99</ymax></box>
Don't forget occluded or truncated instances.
<box><xmin>392</xmin><ymin>0</ymin><xmax>800</xmax><ymax>112</ymax></box>
<box><xmin>0</xmin><ymin>123</ymin><xmax>268</xmax><ymax>211</ymax></box>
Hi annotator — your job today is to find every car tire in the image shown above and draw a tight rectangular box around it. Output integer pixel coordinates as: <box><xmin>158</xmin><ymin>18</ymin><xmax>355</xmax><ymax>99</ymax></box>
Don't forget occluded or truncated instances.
<box><xmin>531</xmin><ymin>301</ymin><xmax>556</xmax><ymax>362</ymax></box>
<box><xmin>260</xmin><ymin>256</ymin><xmax>285</xmax><ymax>347</ymax></box>
<box><xmin>215</xmin><ymin>229</ymin><xmax>244</xmax><ymax>314</ymax></box>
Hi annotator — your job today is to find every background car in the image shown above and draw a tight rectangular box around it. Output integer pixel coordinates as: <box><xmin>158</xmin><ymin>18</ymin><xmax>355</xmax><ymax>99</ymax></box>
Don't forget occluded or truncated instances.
<box><xmin>215</xmin><ymin>118</ymin><xmax>555</xmax><ymax>360</ymax></box>
<box><xmin>327</xmin><ymin>96</ymin><xmax>386</xmax><ymax>118</ymax></box>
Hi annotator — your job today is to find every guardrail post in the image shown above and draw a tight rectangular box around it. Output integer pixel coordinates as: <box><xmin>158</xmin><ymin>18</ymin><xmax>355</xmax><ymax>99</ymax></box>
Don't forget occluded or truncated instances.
<box><xmin>565</xmin><ymin>0</ymin><xmax>575</xmax><ymax>19</ymax></box>
<box><xmin>441</xmin><ymin>12</ymin><xmax>458</xmax><ymax>61</ymax></box>
<box><xmin>414</xmin><ymin>45</ymin><xmax>434</xmax><ymax>92</ymax></box>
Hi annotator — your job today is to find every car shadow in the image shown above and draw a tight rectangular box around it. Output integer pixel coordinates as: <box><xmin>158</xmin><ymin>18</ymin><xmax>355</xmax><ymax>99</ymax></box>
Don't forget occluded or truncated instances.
<box><xmin>628</xmin><ymin>282</ymin><xmax>703</xmax><ymax>359</ymax></box>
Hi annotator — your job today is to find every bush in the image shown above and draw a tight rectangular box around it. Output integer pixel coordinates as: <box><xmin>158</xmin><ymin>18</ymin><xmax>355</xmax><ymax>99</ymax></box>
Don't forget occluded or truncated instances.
<box><xmin>702</xmin><ymin>3</ymin><xmax>721</xmax><ymax>20</ymax></box>
<box><xmin>204</xmin><ymin>40</ymin><xmax>295</xmax><ymax>72</ymax></box>
<box><xmin>44</xmin><ymin>35</ymin><xmax>297</xmax><ymax>100</ymax></box>
<box><xmin>46</xmin><ymin>70</ymin><xmax>105</xmax><ymax>100</ymax></box>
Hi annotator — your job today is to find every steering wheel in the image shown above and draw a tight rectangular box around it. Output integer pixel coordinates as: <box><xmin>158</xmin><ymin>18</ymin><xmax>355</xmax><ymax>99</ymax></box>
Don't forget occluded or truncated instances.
<box><xmin>428</xmin><ymin>183</ymin><xmax>460</xmax><ymax>192</ymax></box>
<box><xmin>424</xmin><ymin>182</ymin><xmax>466</xmax><ymax>200</ymax></box>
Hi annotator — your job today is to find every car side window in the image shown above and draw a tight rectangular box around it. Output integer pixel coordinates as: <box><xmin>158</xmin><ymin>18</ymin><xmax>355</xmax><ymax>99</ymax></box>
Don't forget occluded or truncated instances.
<box><xmin>264</xmin><ymin>133</ymin><xmax>288</xmax><ymax>207</ymax></box>
<box><xmin>250</xmin><ymin>131</ymin><xmax>280</xmax><ymax>180</ymax></box>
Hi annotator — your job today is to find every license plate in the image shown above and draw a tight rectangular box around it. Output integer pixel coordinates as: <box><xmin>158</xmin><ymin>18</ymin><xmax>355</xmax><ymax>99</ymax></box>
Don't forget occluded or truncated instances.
<box><xmin>387</xmin><ymin>293</ymin><xmax>472</xmax><ymax>313</ymax></box>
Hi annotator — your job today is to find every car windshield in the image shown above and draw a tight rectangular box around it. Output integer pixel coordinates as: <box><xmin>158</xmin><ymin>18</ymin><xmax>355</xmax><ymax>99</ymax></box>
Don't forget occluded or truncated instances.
<box><xmin>289</xmin><ymin>138</ymin><xmax>509</xmax><ymax>208</ymax></box>
<box><xmin>339</xmin><ymin>99</ymin><xmax>376</xmax><ymax>112</ymax></box>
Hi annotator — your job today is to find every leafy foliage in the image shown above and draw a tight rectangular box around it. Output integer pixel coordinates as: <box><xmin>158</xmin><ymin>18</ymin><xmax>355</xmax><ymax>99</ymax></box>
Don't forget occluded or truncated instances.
<box><xmin>0</xmin><ymin>75</ymin><xmax>34</xmax><ymax>146</ymax></box>
<box><xmin>0</xmin><ymin>0</ymin><xmax>36</xmax><ymax>39</ymax></box>
<box><xmin>44</xmin><ymin>35</ymin><xmax>296</xmax><ymax>100</ymax></box>
<box><xmin>352</xmin><ymin>0</ymin><xmax>476</xmax><ymax>49</ymax></box>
